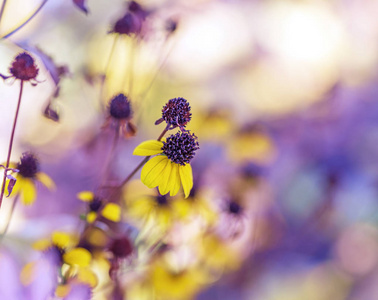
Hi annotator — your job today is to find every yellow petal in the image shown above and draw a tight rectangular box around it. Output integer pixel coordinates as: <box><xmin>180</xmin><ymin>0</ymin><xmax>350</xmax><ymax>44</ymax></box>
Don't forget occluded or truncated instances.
<box><xmin>141</xmin><ymin>156</ymin><xmax>168</xmax><ymax>188</ymax></box>
<box><xmin>32</xmin><ymin>239</ymin><xmax>52</xmax><ymax>251</ymax></box>
<box><xmin>158</xmin><ymin>162</ymin><xmax>172</xmax><ymax>195</ymax></box>
<box><xmin>52</xmin><ymin>232</ymin><xmax>71</xmax><ymax>249</ymax></box>
<box><xmin>55</xmin><ymin>285</ymin><xmax>71</xmax><ymax>298</ymax></box>
<box><xmin>36</xmin><ymin>172</ymin><xmax>55</xmax><ymax>190</ymax></box>
<box><xmin>169</xmin><ymin>163</ymin><xmax>181</xmax><ymax>196</ymax></box>
<box><xmin>133</xmin><ymin>140</ymin><xmax>164</xmax><ymax>156</ymax></box>
<box><xmin>20</xmin><ymin>178</ymin><xmax>36</xmax><ymax>205</ymax></box>
<box><xmin>20</xmin><ymin>262</ymin><xmax>35</xmax><ymax>285</ymax></box>
<box><xmin>101</xmin><ymin>203</ymin><xmax>121</xmax><ymax>222</ymax></box>
<box><xmin>86</xmin><ymin>211</ymin><xmax>97</xmax><ymax>223</ymax></box>
<box><xmin>63</xmin><ymin>248</ymin><xmax>91</xmax><ymax>267</ymax></box>
<box><xmin>179</xmin><ymin>164</ymin><xmax>193</xmax><ymax>198</ymax></box>
<box><xmin>77</xmin><ymin>191</ymin><xmax>94</xmax><ymax>202</ymax></box>
<box><xmin>77</xmin><ymin>268</ymin><xmax>98</xmax><ymax>288</ymax></box>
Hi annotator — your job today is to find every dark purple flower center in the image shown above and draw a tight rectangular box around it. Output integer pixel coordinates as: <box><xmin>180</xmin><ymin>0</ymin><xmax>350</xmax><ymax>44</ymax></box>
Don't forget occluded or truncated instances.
<box><xmin>109</xmin><ymin>237</ymin><xmax>133</xmax><ymax>258</ymax></box>
<box><xmin>156</xmin><ymin>194</ymin><xmax>168</xmax><ymax>206</ymax></box>
<box><xmin>9</xmin><ymin>52</ymin><xmax>39</xmax><ymax>81</ymax></box>
<box><xmin>109</xmin><ymin>94</ymin><xmax>132</xmax><ymax>119</ymax></box>
<box><xmin>228</xmin><ymin>201</ymin><xmax>242</xmax><ymax>215</ymax></box>
<box><xmin>112</xmin><ymin>12</ymin><xmax>142</xmax><ymax>35</ymax></box>
<box><xmin>17</xmin><ymin>152</ymin><xmax>39</xmax><ymax>178</ymax></box>
<box><xmin>159</xmin><ymin>97</ymin><xmax>192</xmax><ymax>128</ymax></box>
<box><xmin>162</xmin><ymin>132</ymin><xmax>199</xmax><ymax>165</ymax></box>
<box><xmin>89</xmin><ymin>197</ymin><xmax>102</xmax><ymax>212</ymax></box>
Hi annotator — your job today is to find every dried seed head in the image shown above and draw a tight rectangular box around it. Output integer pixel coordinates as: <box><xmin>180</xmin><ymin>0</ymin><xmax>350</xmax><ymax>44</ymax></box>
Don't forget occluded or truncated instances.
<box><xmin>109</xmin><ymin>94</ymin><xmax>132</xmax><ymax>119</ymax></box>
<box><xmin>10</xmin><ymin>53</ymin><xmax>39</xmax><ymax>81</ymax></box>
<box><xmin>111</xmin><ymin>12</ymin><xmax>142</xmax><ymax>35</ymax></box>
<box><xmin>156</xmin><ymin>97</ymin><xmax>192</xmax><ymax>129</ymax></box>
<box><xmin>17</xmin><ymin>152</ymin><xmax>39</xmax><ymax>178</ymax></box>
<box><xmin>162</xmin><ymin>131</ymin><xmax>199</xmax><ymax>165</ymax></box>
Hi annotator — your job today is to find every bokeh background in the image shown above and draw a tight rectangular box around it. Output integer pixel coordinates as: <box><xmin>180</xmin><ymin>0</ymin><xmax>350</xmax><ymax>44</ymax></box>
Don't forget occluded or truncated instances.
<box><xmin>1</xmin><ymin>0</ymin><xmax>378</xmax><ymax>299</ymax></box>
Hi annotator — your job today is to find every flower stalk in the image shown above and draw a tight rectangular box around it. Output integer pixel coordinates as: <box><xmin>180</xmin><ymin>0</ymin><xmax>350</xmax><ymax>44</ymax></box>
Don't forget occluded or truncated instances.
<box><xmin>0</xmin><ymin>80</ymin><xmax>24</xmax><ymax>208</ymax></box>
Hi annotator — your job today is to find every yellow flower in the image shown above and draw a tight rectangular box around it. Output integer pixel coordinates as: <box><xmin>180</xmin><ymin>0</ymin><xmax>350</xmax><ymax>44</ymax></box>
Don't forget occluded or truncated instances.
<box><xmin>77</xmin><ymin>191</ymin><xmax>121</xmax><ymax>223</ymax></box>
<box><xmin>133</xmin><ymin>131</ymin><xmax>199</xmax><ymax>198</ymax></box>
<box><xmin>172</xmin><ymin>186</ymin><xmax>217</xmax><ymax>225</ymax></box>
<box><xmin>124</xmin><ymin>181</ymin><xmax>176</xmax><ymax>230</ymax></box>
<box><xmin>6</xmin><ymin>152</ymin><xmax>55</xmax><ymax>205</ymax></box>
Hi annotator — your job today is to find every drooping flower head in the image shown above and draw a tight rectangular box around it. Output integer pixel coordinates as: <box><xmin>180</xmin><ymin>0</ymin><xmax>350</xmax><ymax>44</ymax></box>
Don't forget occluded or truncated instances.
<box><xmin>109</xmin><ymin>93</ymin><xmax>132</xmax><ymax>119</ymax></box>
<box><xmin>103</xmin><ymin>93</ymin><xmax>136</xmax><ymax>137</ymax></box>
<box><xmin>155</xmin><ymin>97</ymin><xmax>192</xmax><ymax>130</ymax></box>
<box><xmin>133</xmin><ymin>131</ymin><xmax>199</xmax><ymax>197</ymax></box>
<box><xmin>110</xmin><ymin>1</ymin><xmax>148</xmax><ymax>36</ymax></box>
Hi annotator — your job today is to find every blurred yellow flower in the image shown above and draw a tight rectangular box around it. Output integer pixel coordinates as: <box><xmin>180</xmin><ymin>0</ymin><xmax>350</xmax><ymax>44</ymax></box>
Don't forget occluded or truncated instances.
<box><xmin>6</xmin><ymin>152</ymin><xmax>55</xmax><ymax>205</ymax></box>
<box><xmin>77</xmin><ymin>191</ymin><xmax>121</xmax><ymax>223</ymax></box>
<box><xmin>149</xmin><ymin>262</ymin><xmax>209</xmax><ymax>300</ymax></box>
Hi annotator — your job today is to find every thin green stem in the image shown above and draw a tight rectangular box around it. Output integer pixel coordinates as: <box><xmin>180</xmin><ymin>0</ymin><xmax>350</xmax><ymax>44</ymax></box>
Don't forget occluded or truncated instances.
<box><xmin>0</xmin><ymin>0</ymin><xmax>48</xmax><ymax>40</ymax></box>
<box><xmin>0</xmin><ymin>80</ymin><xmax>24</xmax><ymax>209</ymax></box>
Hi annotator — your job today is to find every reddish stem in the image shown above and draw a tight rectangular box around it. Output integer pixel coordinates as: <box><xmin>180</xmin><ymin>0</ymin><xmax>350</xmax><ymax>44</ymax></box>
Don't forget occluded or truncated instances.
<box><xmin>0</xmin><ymin>80</ymin><xmax>24</xmax><ymax>208</ymax></box>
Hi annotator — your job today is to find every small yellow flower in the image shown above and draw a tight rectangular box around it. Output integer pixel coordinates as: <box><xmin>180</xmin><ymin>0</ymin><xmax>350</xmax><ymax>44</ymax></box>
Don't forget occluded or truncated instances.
<box><xmin>133</xmin><ymin>131</ymin><xmax>199</xmax><ymax>198</ymax></box>
<box><xmin>77</xmin><ymin>191</ymin><xmax>121</xmax><ymax>223</ymax></box>
<box><xmin>6</xmin><ymin>152</ymin><xmax>55</xmax><ymax>205</ymax></box>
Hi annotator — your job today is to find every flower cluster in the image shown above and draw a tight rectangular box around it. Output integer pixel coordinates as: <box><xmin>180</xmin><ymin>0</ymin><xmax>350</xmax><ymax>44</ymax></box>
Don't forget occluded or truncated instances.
<box><xmin>134</xmin><ymin>97</ymin><xmax>199</xmax><ymax>198</ymax></box>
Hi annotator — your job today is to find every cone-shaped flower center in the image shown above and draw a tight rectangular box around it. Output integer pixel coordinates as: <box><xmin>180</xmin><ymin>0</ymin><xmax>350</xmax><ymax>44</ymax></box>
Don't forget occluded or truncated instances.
<box><xmin>160</xmin><ymin>97</ymin><xmax>192</xmax><ymax>128</ymax></box>
<box><xmin>10</xmin><ymin>52</ymin><xmax>39</xmax><ymax>81</ymax></box>
<box><xmin>162</xmin><ymin>132</ymin><xmax>199</xmax><ymax>165</ymax></box>
<box><xmin>109</xmin><ymin>94</ymin><xmax>132</xmax><ymax>119</ymax></box>
<box><xmin>17</xmin><ymin>152</ymin><xmax>39</xmax><ymax>178</ymax></box>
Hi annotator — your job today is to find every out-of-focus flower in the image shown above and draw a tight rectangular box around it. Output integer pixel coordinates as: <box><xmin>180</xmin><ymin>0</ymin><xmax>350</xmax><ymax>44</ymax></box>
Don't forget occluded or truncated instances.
<box><xmin>227</xmin><ymin>125</ymin><xmax>276</xmax><ymax>163</ymax></box>
<box><xmin>172</xmin><ymin>185</ymin><xmax>216</xmax><ymax>225</ymax></box>
<box><xmin>198</xmin><ymin>233</ymin><xmax>241</xmax><ymax>272</ymax></box>
<box><xmin>133</xmin><ymin>131</ymin><xmax>199</xmax><ymax>197</ymax></box>
<box><xmin>148</xmin><ymin>261</ymin><xmax>210</xmax><ymax>300</ymax></box>
<box><xmin>127</xmin><ymin>191</ymin><xmax>176</xmax><ymax>230</ymax></box>
<box><xmin>109</xmin><ymin>1</ymin><xmax>148</xmax><ymax>36</ymax></box>
<box><xmin>77</xmin><ymin>191</ymin><xmax>121</xmax><ymax>223</ymax></box>
<box><xmin>155</xmin><ymin>97</ymin><xmax>192</xmax><ymax>130</ymax></box>
<box><xmin>29</xmin><ymin>231</ymin><xmax>97</xmax><ymax>296</ymax></box>
<box><xmin>102</xmin><ymin>93</ymin><xmax>136</xmax><ymax>138</ymax></box>
<box><xmin>6</xmin><ymin>152</ymin><xmax>55</xmax><ymax>205</ymax></box>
